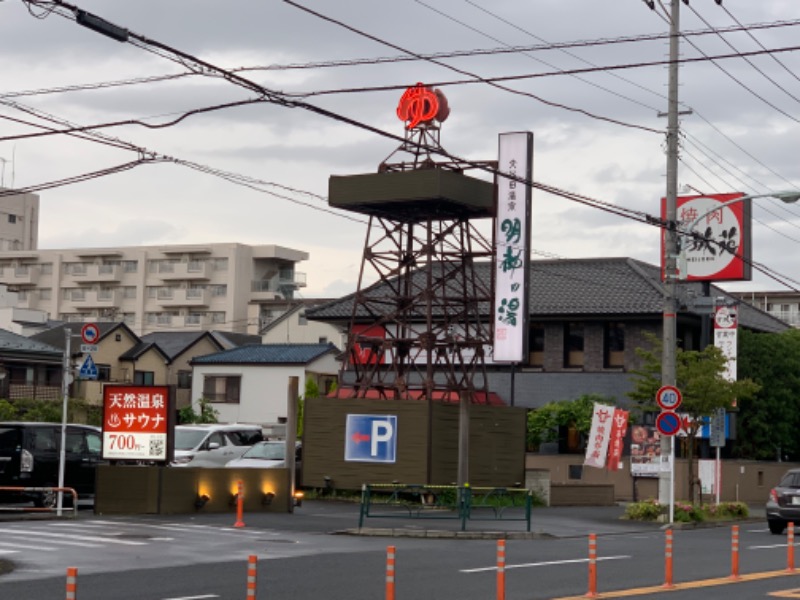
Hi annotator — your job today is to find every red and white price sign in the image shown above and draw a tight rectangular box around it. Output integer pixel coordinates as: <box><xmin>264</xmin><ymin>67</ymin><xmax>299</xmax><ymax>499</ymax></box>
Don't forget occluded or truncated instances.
<box><xmin>102</xmin><ymin>385</ymin><xmax>170</xmax><ymax>461</ymax></box>
<box><xmin>656</xmin><ymin>385</ymin><xmax>682</xmax><ymax>411</ymax></box>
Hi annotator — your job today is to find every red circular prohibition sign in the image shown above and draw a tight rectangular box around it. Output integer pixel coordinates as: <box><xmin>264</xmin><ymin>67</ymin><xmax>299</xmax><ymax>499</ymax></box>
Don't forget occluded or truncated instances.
<box><xmin>656</xmin><ymin>411</ymin><xmax>682</xmax><ymax>437</ymax></box>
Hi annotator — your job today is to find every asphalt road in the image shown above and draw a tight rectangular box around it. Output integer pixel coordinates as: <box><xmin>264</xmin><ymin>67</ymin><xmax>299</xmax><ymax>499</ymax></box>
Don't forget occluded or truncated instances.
<box><xmin>0</xmin><ymin>501</ymin><xmax>796</xmax><ymax>600</ymax></box>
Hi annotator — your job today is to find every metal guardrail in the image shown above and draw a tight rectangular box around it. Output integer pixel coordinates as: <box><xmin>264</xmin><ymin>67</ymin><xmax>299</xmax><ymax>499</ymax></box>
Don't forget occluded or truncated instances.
<box><xmin>0</xmin><ymin>486</ymin><xmax>79</xmax><ymax>516</ymax></box>
<box><xmin>359</xmin><ymin>483</ymin><xmax>532</xmax><ymax>531</ymax></box>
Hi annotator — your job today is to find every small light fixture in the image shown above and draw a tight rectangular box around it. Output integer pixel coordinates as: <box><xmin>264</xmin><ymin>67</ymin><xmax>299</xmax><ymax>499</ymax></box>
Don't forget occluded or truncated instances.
<box><xmin>262</xmin><ymin>492</ymin><xmax>275</xmax><ymax>506</ymax></box>
<box><xmin>194</xmin><ymin>494</ymin><xmax>210</xmax><ymax>509</ymax></box>
<box><xmin>293</xmin><ymin>491</ymin><xmax>305</xmax><ymax>508</ymax></box>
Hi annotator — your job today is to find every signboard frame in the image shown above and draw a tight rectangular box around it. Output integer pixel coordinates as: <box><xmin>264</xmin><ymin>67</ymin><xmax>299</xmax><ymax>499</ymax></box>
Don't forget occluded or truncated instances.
<box><xmin>492</xmin><ymin>131</ymin><xmax>532</xmax><ymax>363</ymax></box>
<box><xmin>101</xmin><ymin>384</ymin><xmax>175</xmax><ymax>463</ymax></box>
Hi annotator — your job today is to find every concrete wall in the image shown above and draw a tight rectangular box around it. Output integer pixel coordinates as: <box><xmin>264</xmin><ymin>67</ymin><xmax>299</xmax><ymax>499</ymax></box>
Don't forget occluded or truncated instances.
<box><xmin>94</xmin><ymin>465</ymin><xmax>292</xmax><ymax>514</ymax></box>
<box><xmin>527</xmin><ymin>454</ymin><xmax>797</xmax><ymax>506</ymax></box>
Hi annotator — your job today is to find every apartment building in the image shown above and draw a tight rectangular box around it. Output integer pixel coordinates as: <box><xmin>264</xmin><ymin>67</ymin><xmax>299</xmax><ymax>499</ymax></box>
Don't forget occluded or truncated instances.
<box><xmin>0</xmin><ymin>189</ymin><xmax>38</xmax><ymax>251</ymax></box>
<box><xmin>0</xmin><ymin>243</ymin><xmax>308</xmax><ymax>335</ymax></box>
<box><xmin>731</xmin><ymin>290</ymin><xmax>800</xmax><ymax>328</ymax></box>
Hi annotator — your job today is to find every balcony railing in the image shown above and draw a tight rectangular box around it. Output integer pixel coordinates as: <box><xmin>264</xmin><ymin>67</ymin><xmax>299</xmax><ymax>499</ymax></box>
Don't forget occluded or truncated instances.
<box><xmin>156</xmin><ymin>261</ymin><xmax>210</xmax><ymax>280</ymax></box>
<box><xmin>157</xmin><ymin>288</ymin><xmax>210</xmax><ymax>307</ymax></box>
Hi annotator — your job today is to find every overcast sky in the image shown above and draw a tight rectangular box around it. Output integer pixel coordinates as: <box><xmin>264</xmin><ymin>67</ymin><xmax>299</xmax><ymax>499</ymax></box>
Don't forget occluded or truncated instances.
<box><xmin>2</xmin><ymin>0</ymin><xmax>800</xmax><ymax>298</ymax></box>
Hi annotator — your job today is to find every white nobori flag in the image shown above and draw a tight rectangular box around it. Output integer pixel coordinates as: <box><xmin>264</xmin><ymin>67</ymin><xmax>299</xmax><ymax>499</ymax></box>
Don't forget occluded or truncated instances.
<box><xmin>584</xmin><ymin>403</ymin><xmax>614</xmax><ymax>468</ymax></box>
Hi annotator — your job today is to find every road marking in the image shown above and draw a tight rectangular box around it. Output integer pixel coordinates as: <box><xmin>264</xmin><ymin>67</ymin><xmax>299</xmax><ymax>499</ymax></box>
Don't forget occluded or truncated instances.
<box><xmin>461</xmin><ymin>555</ymin><xmax>630</xmax><ymax>573</ymax></box>
<box><xmin>0</xmin><ymin>541</ymin><xmax>56</xmax><ymax>551</ymax></box>
<box><xmin>0</xmin><ymin>534</ymin><xmax>101</xmax><ymax>548</ymax></box>
<box><xmin>552</xmin><ymin>569</ymin><xmax>800</xmax><ymax>599</ymax></box>
<box><xmin>0</xmin><ymin>527</ymin><xmax>147</xmax><ymax>546</ymax></box>
<box><xmin>770</xmin><ymin>589</ymin><xmax>800</xmax><ymax>598</ymax></box>
<box><xmin>162</xmin><ymin>596</ymin><xmax>219</xmax><ymax>600</ymax></box>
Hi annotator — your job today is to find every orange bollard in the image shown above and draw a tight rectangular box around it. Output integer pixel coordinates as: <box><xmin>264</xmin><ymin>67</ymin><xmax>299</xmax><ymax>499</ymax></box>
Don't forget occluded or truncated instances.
<box><xmin>496</xmin><ymin>540</ymin><xmax>506</xmax><ymax>600</ymax></box>
<box><xmin>386</xmin><ymin>545</ymin><xmax>396</xmax><ymax>600</ymax></box>
<box><xmin>246</xmin><ymin>555</ymin><xmax>257</xmax><ymax>599</ymax></box>
<box><xmin>731</xmin><ymin>525</ymin><xmax>740</xmax><ymax>580</ymax></box>
<box><xmin>234</xmin><ymin>480</ymin><xmax>245</xmax><ymax>528</ymax></box>
<box><xmin>66</xmin><ymin>567</ymin><xmax>77</xmax><ymax>600</ymax></box>
<box><xmin>789</xmin><ymin>522</ymin><xmax>795</xmax><ymax>572</ymax></box>
<box><xmin>664</xmin><ymin>529</ymin><xmax>674</xmax><ymax>588</ymax></box>
<box><xmin>587</xmin><ymin>533</ymin><xmax>598</xmax><ymax>598</ymax></box>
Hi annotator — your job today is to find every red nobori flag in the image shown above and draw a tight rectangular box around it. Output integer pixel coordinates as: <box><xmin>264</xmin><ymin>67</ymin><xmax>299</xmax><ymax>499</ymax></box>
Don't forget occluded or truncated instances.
<box><xmin>606</xmin><ymin>408</ymin><xmax>629</xmax><ymax>471</ymax></box>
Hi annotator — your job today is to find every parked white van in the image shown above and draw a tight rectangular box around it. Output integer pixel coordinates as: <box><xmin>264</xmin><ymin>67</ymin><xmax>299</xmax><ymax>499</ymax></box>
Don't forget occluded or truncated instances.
<box><xmin>172</xmin><ymin>424</ymin><xmax>263</xmax><ymax>467</ymax></box>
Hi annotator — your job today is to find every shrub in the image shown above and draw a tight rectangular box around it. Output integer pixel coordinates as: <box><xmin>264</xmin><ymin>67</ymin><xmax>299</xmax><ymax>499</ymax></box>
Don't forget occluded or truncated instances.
<box><xmin>674</xmin><ymin>502</ymin><xmax>704</xmax><ymax>522</ymax></box>
<box><xmin>624</xmin><ymin>498</ymin><xmax>662</xmax><ymax>521</ymax></box>
<box><xmin>625</xmin><ymin>499</ymin><xmax>750</xmax><ymax>522</ymax></box>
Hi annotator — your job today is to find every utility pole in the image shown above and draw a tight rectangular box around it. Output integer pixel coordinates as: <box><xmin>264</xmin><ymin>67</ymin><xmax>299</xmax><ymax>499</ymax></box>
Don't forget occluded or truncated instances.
<box><xmin>660</xmin><ymin>0</ymin><xmax>681</xmax><ymax>518</ymax></box>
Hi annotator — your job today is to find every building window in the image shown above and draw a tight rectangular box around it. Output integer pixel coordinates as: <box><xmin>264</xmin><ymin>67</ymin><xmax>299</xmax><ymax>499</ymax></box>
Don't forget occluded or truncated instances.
<box><xmin>134</xmin><ymin>371</ymin><xmax>154</xmax><ymax>385</ymax></box>
<box><xmin>528</xmin><ymin>323</ymin><xmax>544</xmax><ymax>367</ymax></box>
<box><xmin>298</xmin><ymin>312</ymin><xmax>307</xmax><ymax>326</ymax></box>
<box><xmin>318</xmin><ymin>336</ymin><xmax>328</xmax><ymax>344</ymax></box>
<box><xmin>210</xmin><ymin>285</ymin><xmax>227</xmax><ymax>297</ymax></box>
<box><xmin>40</xmin><ymin>289</ymin><xmax>51</xmax><ymax>300</ymax></box>
<box><xmin>122</xmin><ymin>260</ymin><xmax>138</xmax><ymax>273</ymax></box>
<box><xmin>40</xmin><ymin>263</ymin><xmax>52</xmax><ymax>275</ymax></box>
<box><xmin>604</xmin><ymin>322</ymin><xmax>625</xmax><ymax>368</ymax></box>
<box><xmin>123</xmin><ymin>287</ymin><xmax>136</xmax><ymax>299</ymax></box>
<box><xmin>96</xmin><ymin>364</ymin><xmax>111</xmax><ymax>382</ymax></box>
<box><xmin>564</xmin><ymin>322</ymin><xmax>584</xmax><ymax>368</ymax></box>
<box><xmin>8</xmin><ymin>215</ymin><xmax>16</xmax><ymax>224</ymax></box>
<box><xmin>177</xmin><ymin>370</ymin><xmax>192</xmax><ymax>389</ymax></box>
<box><xmin>203</xmin><ymin>375</ymin><xmax>241</xmax><ymax>404</ymax></box>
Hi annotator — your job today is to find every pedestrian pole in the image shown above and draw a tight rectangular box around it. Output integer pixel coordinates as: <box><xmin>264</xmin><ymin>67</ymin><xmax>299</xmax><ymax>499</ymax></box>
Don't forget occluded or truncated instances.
<box><xmin>246</xmin><ymin>555</ymin><xmax>257</xmax><ymax>600</ymax></box>
<box><xmin>664</xmin><ymin>529</ymin><xmax>674</xmax><ymax>588</ymax></box>
<box><xmin>386</xmin><ymin>545</ymin><xmax>396</xmax><ymax>600</ymax></box>
<box><xmin>731</xmin><ymin>525</ymin><xmax>740</xmax><ymax>580</ymax></box>
<box><xmin>66</xmin><ymin>567</ymin><xmax>77</xmax><ymax>600</ymax></box>
<box><xmin>496</xmin><ymin>540</ymin><xmax>506</xmax><ymax>600</ymax></box>
<box><xmin>788</xmin><ymin>522</ymin><xmax>795</xmax><ymax>572</ymax></box>
<box><xmin>234</xmin><ymin>480</ymin><xmax>245</xmax><ymax>528</ymax></box>
<box><xmin>587</xmin><ymin>533</ymin><xmax>598</xmax><ymax>597</ymax></box>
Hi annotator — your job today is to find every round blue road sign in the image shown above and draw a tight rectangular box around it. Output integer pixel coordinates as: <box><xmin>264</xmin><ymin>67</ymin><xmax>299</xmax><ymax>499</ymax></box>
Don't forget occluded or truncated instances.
<box><xmin>656</xmin><ymin>410</ymin><xmax>682</xmax><ymax>437</ymax></box>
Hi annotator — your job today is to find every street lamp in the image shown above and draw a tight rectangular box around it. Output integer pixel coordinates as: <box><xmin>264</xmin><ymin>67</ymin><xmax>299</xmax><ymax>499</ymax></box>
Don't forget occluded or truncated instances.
<box><xmin>677</xmin><ymin>191</ymin><xmax>800</xmax><ymax>279</ymax></box>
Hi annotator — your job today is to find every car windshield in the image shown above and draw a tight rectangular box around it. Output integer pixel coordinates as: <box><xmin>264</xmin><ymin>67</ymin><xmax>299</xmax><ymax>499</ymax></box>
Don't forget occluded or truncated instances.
<box><xmin>174</xmin><ymin>429</ymin><xmax>209</xmax><ymax>451</ymax></box>
<box><xmin>241</xmin><ymin>443</ymin><xmax>285</xmax><ymax>460</ymax></box>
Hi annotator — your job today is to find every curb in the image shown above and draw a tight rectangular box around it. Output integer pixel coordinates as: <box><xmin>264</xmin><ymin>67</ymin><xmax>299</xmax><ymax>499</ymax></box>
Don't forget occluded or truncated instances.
<box><xmin>338</xmin><ymin>527</ymin><xmax>554</xmax><ymax>540</ymax></box>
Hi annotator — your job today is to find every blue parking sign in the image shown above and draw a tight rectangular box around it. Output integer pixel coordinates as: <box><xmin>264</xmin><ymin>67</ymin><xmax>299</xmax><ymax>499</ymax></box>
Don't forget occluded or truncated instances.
<box><xmin>345</xmin><ymin>414</ymin><xmax>397</xmax><ymax>463</ymax></box>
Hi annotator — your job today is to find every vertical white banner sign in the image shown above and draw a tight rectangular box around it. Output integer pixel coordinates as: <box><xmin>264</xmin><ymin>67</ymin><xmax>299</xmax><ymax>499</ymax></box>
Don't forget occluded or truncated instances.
<box><xmin>584</xmin><ymin>403</ymin><xmax>613</xmax><ymax>469</ymax></box>
<box><xmin>493</xmin><ymin>131</ymin><xmax>532</xmax><ymax>363</ymax></box>
<box><xmin>713</xmin><ymin>302</ymin><xmax>738</xmax><ymax>381</ymax></box>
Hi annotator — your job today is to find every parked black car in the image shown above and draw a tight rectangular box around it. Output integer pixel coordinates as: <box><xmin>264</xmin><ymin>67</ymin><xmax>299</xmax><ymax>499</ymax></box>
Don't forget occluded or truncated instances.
<box><xmin>766</xmin><ymin>468</ymin><xmax>800</xmax><ymax>534</ymax></box>
<box><xmin>0</xmin><ymin>422</ymin><xmax>104</xmax><ymax>507</ymax></box>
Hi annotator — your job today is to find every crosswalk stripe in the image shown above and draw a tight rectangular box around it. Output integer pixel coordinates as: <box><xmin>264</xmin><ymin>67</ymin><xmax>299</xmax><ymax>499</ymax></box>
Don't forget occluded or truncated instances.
<box><xmin>0</xmin><ymin>527</ymin><xmax>147</xmax><ymax>546</ymax></box>
<box><xmin>0</xmin><ymin>541</ymin><xmax>57</xmax><ymax>551</ymax></box>
<box><xmin>0</xmin><ymin>535</ymin><xmax>101</xmax><ymax>548</ymax></box>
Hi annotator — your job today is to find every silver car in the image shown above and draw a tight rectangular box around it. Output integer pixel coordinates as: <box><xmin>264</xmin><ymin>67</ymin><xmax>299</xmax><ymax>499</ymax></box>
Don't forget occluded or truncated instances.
<box><xmin>766</xmin><ymin>468</ymin><xmax>800</xmax><ymax>534</ymax></box>
<box><xmin>172</xmin><ymin>424</ymin><xmax>263</xmax><ymax>467</ymax></box>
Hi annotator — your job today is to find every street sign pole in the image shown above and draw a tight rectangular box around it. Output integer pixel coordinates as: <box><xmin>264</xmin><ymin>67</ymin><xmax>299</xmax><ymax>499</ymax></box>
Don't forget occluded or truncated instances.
<box><xmin>57</xmin><ymin>328</ymin><xmax>71</xmax><ymax>517</ymax></box>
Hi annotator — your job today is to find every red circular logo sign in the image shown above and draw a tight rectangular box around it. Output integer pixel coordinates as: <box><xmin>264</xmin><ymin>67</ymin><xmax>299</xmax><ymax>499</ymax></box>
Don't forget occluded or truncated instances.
<box><xmin>396</xmin><ymin>83</ymin><xmax>450</xmax><ymax>130</ymax></box>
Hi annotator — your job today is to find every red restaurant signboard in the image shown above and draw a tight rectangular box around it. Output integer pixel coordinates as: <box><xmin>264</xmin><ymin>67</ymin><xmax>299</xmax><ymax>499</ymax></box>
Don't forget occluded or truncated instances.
<box><xmin>661</xmin><ymin>193</ymin><xmax>752</xmax><ymax>281</ymax></box>
<box><xmin>102</xmin><ymin>385</ymin><xmax>171</xmax><ymax>461</ymax></box>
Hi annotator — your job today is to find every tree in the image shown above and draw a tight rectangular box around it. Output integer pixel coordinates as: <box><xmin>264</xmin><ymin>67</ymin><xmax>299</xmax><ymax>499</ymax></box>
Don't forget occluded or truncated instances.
<box><xmin>736</xmin><ymin>328</ymin><xmax>800</xmax><ymax>461</ymax></box>
<box><xmin>527</xmin><ymin>394</ymin><xmax>615</xmax><ymax>452</ymax></box>
<box><xmin>628</xmin><ymin>333</ymin><xmax>759</xmax><ymax>502</ymax></box>
<box><xmin>178</xmin><ymin>398</ymin><xmax>219</xmax><ymax>424</ymax></box>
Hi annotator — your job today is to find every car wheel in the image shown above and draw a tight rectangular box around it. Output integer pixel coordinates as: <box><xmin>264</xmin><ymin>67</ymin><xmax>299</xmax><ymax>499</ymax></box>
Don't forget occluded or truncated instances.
<box><xmin>33</xmin><ymin>490</ymin><xmax>73</xmax><ymax>509</ymax></box>
<box><xmin>33</xmin><ymin>490</ymin><xmax>57</xmax><ymax>509</ymax></box>
<box><xmin>768</xmin><ymin>519</ymin><xmax>787</xmax><ymax>535</ymax></box>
